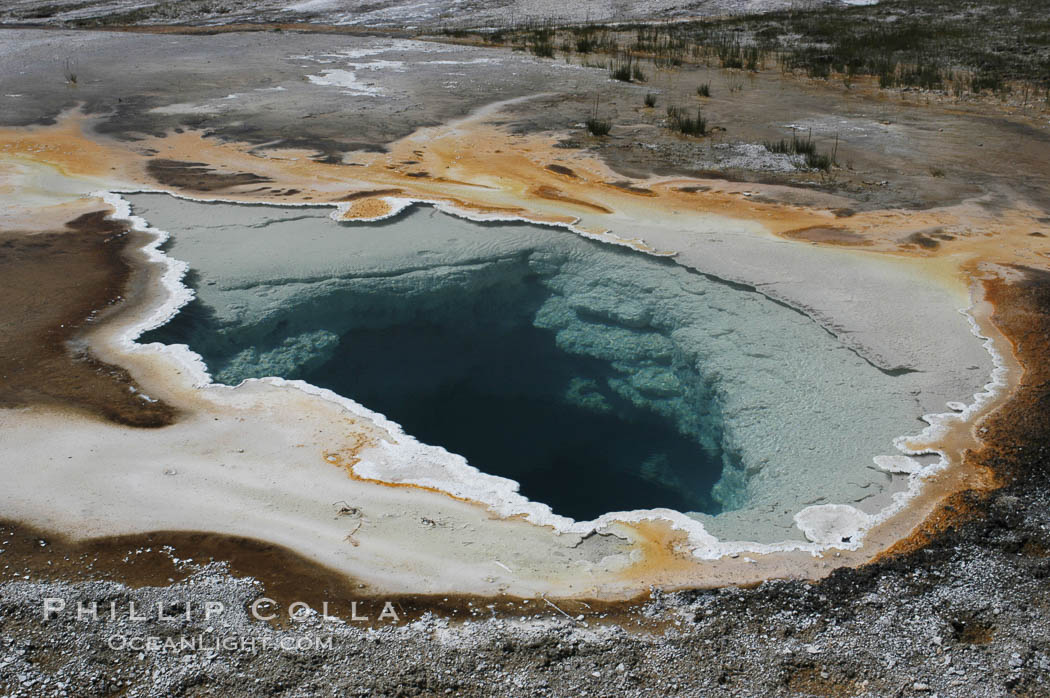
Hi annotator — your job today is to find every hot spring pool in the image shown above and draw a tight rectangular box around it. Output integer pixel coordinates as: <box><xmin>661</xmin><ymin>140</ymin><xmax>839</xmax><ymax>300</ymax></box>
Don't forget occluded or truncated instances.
<box><xmin>132</xmin><ymin>193</ymin><xmax>939</xmax><ymax>544</ymax></box>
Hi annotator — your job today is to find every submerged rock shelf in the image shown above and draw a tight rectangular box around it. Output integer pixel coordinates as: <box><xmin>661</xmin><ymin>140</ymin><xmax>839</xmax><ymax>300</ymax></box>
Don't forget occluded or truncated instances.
<box><xmin>134</xmin><ymin>193</ymin><xmax>923</xmax><ymax>543</ymax></box>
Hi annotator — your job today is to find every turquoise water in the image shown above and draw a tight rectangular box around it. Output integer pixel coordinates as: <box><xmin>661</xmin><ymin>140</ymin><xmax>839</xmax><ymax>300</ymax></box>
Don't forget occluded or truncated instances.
<box><xmin>301</xmin><ymin>268</ymin><xmax>724</xmax><ymax>519</ymax></box>
<box><xmin>132</xmin><ymin>195</ymin><xmax>921</xmax><ymax>541</ymax></box>
<box><xmin>146</xmin><ymin>222</ymin><xmax>727</xmax><ymax>519</ymax></box>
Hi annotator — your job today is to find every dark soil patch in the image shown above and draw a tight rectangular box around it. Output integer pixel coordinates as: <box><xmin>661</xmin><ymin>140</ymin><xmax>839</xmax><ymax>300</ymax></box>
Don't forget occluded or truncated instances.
<box><xmin>0</xmin><ymin>211</ymin><xmax>177</xmax><ymax>427</ymax></box>
<box><xmin>781</xmin><ymin>226</ymin><xmax>872</xmax><ymax>245</ymax></box>
<box><xmin>607</xmin><ymin>180</ymin><xmax>656</xmax><ymax>196</ymax></box>
<box><xmin>545</xmin><ymin>163</ymin><xmax>577</xmax><ymax>177</ymax></box>
<box><xmin>146</xmin><ymin>158</ymin><xmax>272</xmax><ymax>192</ymax></box>
<box><xmin>337</xmin><ymin>188</ymin><xmax>404</xmax><ymax>201</ymax></box>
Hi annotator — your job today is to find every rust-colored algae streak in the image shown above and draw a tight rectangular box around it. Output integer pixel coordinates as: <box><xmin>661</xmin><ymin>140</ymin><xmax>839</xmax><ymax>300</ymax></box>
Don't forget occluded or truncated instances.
<box><xmin>968</xmin><ymin>270</ymin><xmax>1050</xmax><ymax>481</ymax></box>
<box><xmin>5</xmin><ymin>111</ymin><xmax>1048</xmax><ymax>272</ymax></box>
<box><xmin>768</xmin><ymin>203</ymin><xmax>1048</xmax><ymax>268</ymax></box>
<box><xmin>442</xmin><ymin>198</ymin><xmax>530</xmax><ymax>217</ymax></box>
<box><xmin>615</xmin><ymin>520</ymin><xmax>706</xmax><ymax>585</ymax></box>
<box><xmin>0</xmin><ymin>113</ymin><xmax>133</xmax><ymax>180</ymax></box>
<box><xmin>532</xmin><ymin>185</ymin><xmax>613</xmax><ymax>214</ymax></box>
<box><xmin>0</xmin><ymin>211</ymin><xmax>177</xmax><ymax>427</ymax></box>
<box><xmin>871</xmin><ymin>489</ymin><xmax>989</xmax><ymax>561</ymax></box>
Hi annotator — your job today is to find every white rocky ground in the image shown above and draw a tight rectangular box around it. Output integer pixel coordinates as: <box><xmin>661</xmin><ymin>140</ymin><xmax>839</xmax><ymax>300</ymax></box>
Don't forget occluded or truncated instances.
<box><xmin>0</xmin><ymin>0</ymin><xmax>864</xmax><ymax>28</ymax></box>
<box><xmin>2</xmin><ymin>489</ymin><xmax>1049</xmax><ymax>698</ymax></box>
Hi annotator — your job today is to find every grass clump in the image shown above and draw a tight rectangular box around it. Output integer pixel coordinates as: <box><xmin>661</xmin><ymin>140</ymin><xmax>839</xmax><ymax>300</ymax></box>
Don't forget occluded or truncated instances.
<box><xmin>697</xmin><ymin>83</ymin><xmax>710</xmax><ymax>97</ymax></box>
<box><xmin>63</xmin><ymin>58</ymin><xmax>77</xmax><ymax>86</ymax></box>
<box><xmin>585</xmin><ymin>96</ymin><xmax>612</xmax><ymax>136</ymax></box>
<box><xmin>644</xmin><ymin>92</ymin><xmax>657</xmax><ymax>107</ymax></box>
<box><xmin>610</xmin><ymin>52</ymin><xmax>645</xmax><ymax>82</ymax></box>
<box><xmin>666</xmin><ymin>105</ymin><xmax>707</xmax><ymax>136</ymax></box>
<box><xmin>804</xmin><ymin>151</ymin><xmax>833</xmax><ymax>171</ymax></box>
<box><xmin>764</xmin><ymin>129</ymin><xmax>836</xmax><ymax>171</ymax></box>
<box><xmin>689</xmin><ymin>0</ymin><xmax>1050</xmax><ymax>96</ymax></box>
<box><xmin>764</xmin><ymin>130</ymin><xmax>817</xmax><ymax>156</ymax></box>
<box><xmin>439</xmin><ymin>2</ymin><xmax>1050</xmax><ymax>99</ymax></box>
<box><xmin>527</xmin><ymin>24</ymin><xmax>556</xmax><ymax>58</ymax></box>
<box><xmin>571</xmin><ymin>26</ymin><xmax>614</xmax><ymax>55</ymax></box>
<box><xmin>576</xmin><ymin>34</ymin><xmax>596</xmax><ymax>53</ymax></box>
<box><xmin>633</xmin><ymin>26</ymin><xmax>687</xmax><ymax>68</ymax></box>
<box><xmin>586</xmin><ymin>118</ymin><xmax>612</xmax><ymax>136</ymax></box>
<box><xmin>609</xmin><ymin>53</ymin><xmax>632</xmax><ymax>81</ymax></box>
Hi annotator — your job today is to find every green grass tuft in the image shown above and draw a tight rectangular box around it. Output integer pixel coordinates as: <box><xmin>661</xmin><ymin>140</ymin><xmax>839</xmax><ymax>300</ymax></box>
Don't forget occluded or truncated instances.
<box><xmin>666</xmin><ymin>105</ymin><xmax>707</xmax><ymax>136</ymax></box>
